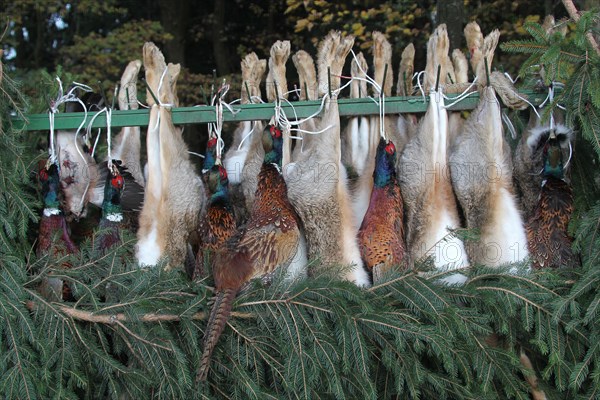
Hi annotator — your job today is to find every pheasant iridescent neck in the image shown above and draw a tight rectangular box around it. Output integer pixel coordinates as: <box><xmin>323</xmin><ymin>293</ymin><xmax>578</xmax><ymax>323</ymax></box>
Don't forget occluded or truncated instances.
<box><xmin>263</xmin><ymin>124</ymin><xmax>284</xmax><ymax>168</ymax></box>
<box><xmin>373</xmin><ymin>139</ymin><xmax>397</xmax><ymax>187</ymax></box>
<box><xmin>207</xmin><ymin>164</ymin><xmax>231</xmax><ymax>206</ymax></box>
<box><xmin>40</xmin><ymin>163</ymin><xmax>62</xmax><ymax>216</ymax></box>
<box><xmin>102</xmin><ymin>165</ymin><xmax>124</xmax><ymax>222</ymax></box>
<box><xmin>543</xmin><ymin>139</ymin><xmax>564</xmax><ymax>180</ymax></box>
<box><xmin>203</xmin><ymin>136</ymin><xmax>219</xmax><ymax>173</ymax></box>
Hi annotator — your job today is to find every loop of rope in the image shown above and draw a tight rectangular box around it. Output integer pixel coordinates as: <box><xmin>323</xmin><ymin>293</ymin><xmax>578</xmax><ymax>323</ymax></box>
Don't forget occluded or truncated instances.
<box><xmin>208</xmin><ymin>82</ymin><xmax>239</xmax><ymax>163</ymax></box>
<box><xmin>152</xmin><ymin>67</ymin><xmax>175</xmax><ymax>131</ymax></box>
<box><xmin>106</xmin><ymin>106</ymin><xmax>113</xmax><ymax>169</ymax></box>
<box><xmin>47</xmin><ymin>77</ymin><xmax>92</xmax><ymax>166</ymax></box>
<box><xmin>442</xmin><ymin>77</ymin><xmax>479</xmax><ymax>109</ymax></box>
<box><xmin>347</xmin><ymin>49</ymin><xmax>388</xmax><ymax>140</ymax></box>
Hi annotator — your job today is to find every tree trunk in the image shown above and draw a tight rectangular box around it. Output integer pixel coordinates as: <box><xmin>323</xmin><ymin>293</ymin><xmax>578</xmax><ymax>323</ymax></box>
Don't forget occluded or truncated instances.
<box><xmin>159</xmin><ymin>0</ymin><xmax>191</xmax><ymax>65</ymax></box>
<box><xmin>437</xmin><ymin>0</ymin><xmax>465</xmax><ymax>50</ymax></box>
<box><xmin>212</xmin><ymin>0</ymin><xmax>233</xmax><ymax>75</ymax></box>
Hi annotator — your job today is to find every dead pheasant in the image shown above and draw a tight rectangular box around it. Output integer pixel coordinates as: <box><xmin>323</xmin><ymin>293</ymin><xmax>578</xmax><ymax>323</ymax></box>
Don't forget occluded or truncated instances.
<box><xmin>358</xmin><ymin>139</ymin><xmax>406</xmax><ymax>283</ymax></box>
<box><xmin>526</xmin><ymin>135</ymin><xmax>577</xmax><ymax>269</ymax></box>
<box><xmin>94</xmin><ymin>162</ymin><xmax>125</xmax><ymax>253</ymax></box>
<box><xmin>197</xmin><ymin>124</ymin><xmax>304</xmax><ymax>382</ymax></box>
<box><xmin>193</xmin><ymin>139</ymin><xmax>237</xmax><ymax>280</ymax></box>
<box><xmin>37</xmin><ymin>161</ymin><xmax>78</xmax><ymax>301</ymax></box>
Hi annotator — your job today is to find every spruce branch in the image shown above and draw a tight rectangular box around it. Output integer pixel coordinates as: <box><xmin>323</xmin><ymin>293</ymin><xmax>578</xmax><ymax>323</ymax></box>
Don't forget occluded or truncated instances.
<box><xmin>25</xmin><ymin>300</ymin><xmax>253</xmax><ymax>323</ymax></box>
<box><xmin>562</xmin><ymin>0</ymin><xmax>600</xmax><ymax>57</ymax></box>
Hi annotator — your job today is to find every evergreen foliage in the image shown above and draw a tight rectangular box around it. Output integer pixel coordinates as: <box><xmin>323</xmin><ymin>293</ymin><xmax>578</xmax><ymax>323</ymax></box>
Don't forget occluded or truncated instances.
<box><xmin>1</xmin><ymin>11</ymin><xmax>600</xmax><ymax>400</ymax></box>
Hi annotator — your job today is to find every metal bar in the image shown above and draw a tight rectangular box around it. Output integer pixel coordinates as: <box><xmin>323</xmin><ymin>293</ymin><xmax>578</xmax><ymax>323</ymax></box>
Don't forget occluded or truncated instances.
<box><xmin>12</xmin><ymin>90</ymin><xmax>548</xmax><ymax>131</ymax></box>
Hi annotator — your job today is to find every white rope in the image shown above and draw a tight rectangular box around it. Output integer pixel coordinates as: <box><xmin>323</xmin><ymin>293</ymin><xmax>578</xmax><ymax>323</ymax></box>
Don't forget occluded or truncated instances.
<box><xmin>106</xmin><ymin>107</ymin><xmax>113</xmax><ymax>168</ymax></box>
<box><xmin>502</xmin><ymin>110</ymin><xmax>517</xmax><ymax>140</ymax></box>
<box><xmin>208</xmin><ymin>82</ymin><xmax>239</xmax><ymax>163</ymax></box>
<box><xmin>188</xmin><ymin>151</ymin><xmax>206</xmax><ymax>159</ymax></box>
<box><xmin>349</xmin><ymin>49</ymin><xmax>382</xmax><ymax>95</ymax></box>
<box><xmin>152</xmin><ymin>67</ymin><xmax>175</xmax><ymax>131</ymax></box>
<box><xmin>514</xmin><ymin>91</ymin><xmax>542</xmax><ymax>120</ymax></box>
<box><xmin>88</xmin><ymin>107</ymin><xmax>108</xmax><ymax>157</ymax></box>
<box><xmin>237</xmin><ymin>121</ymin><xmax>258</xmax><ymax>150</ymax></box>
<box><xmin>415</xmin><ymin>71</ymin><xmax>427</xmax><ymax>103</ymax></box>
<box><xmin>47</xmin><ymin>77</ymin><xmax>92</xmax><ymax>165</ymax></box>
<box><xmin>442</xmin><ymin>76</ymin><xmax>479</xmax><ymax>109</ymax></box>
<box><xmin>564</xmin><ymin>141</ymin><xmax>573</xmax><ymax>170</ymax></box>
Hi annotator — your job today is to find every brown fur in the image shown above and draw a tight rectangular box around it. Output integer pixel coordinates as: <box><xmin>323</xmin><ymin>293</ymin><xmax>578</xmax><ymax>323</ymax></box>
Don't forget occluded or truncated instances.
<box><xmin>136</xmin><ymin>42</ymin><xmax>204</xmax><ymax>271</ymax></box>
<box><xmin>113</xmin><ymin>60</ymin><xmax>145</xmax><ymax>186</ymax></box>
<box><xmin>56</xmin><ymin>130</ymin><xmax>99</xmax><ymax>219</ymax></box>
<box><xmin>395</xmin><ymin>44</ymin><xmax>419</xmax><ymax>154</ymax></box>
<box><xmin>423</xmin><ymin>24</ymin><xmax>453</xmax><ymax>93</ymax></box>
<box><xmin>291</xmin><ymin>50</ymin><xmax>318</xmax><ymax>160</ymax></box>
<box><xmin>286</xmin><ymin>31</ymin><xmax>369</xmax><ymax>286</ymax></box>
<box><xmin>293</xmin><ymin>50</ymin><xmax>318</xmax><ymax>101</ymax></box>
<box><xmin>396</xmin><ymin>43</ymin><xmax>415</xmax><ymax>97</ymax></box>
<box><xmin>398</xmin><ymin>25</ymin><xmax>467</xmax><ymax>268</ymax></box>
<box><xmin>447</xmin><ymin>49</ymin><xmax>468</xmax><ymax>147</ymax></box>
<box><xmin>223</xmin><ymin>52</ymin><xmax>266</xmax><ymax>224</ymax></box>
<box><xmin>449</xmin><ymin>25</ymin><xmax>528</xmax><ymax>266</ymax></box>
<box><xmin>266</xmin><ymin>40</ymin><xmax>290</xmax><ymax>102</ymax></box>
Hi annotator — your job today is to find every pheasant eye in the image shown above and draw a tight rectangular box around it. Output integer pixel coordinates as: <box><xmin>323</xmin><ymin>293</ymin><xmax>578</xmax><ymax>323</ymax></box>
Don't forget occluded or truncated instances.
<box><xmin>385</xmin><ymin>141</ymin><xmax>396</xmax><ymax>155</ymax></box>
<box><xmin>111</xmin><ymin>174</ymin><xmax>124</xmax><ymax>189</ymax></box>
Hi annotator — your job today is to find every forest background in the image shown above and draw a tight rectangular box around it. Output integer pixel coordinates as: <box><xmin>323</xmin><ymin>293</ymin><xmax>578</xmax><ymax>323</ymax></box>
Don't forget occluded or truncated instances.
<box><xmin>1</xmin><ymin>0</ymin><xmax>585</xmax><ymax>107</ymax></box>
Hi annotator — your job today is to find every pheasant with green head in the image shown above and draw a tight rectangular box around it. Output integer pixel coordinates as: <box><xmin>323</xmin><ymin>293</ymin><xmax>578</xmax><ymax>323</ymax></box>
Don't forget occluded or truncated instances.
<box><xmin>197</xmin><ymin>123</ymin><xmax>304</xmax><ymax>382</ymax></box>
<box><xmin>95</xmin><ymin>162</ymin><xmax>125</xmax><ymax>253</ymax></box>
<box><xmin>193</xmin><ymin>161</ymin><xmax>236</xmax><ymax>280</ymax></box>
<box><xmin>37</xmin><ymin>161</ymin><xmax>78</xmax><ymax>301</ymax></box>
<box><xmin>358</xmin><ymin>138</ymin><xmax>406</xmax><ymax>283</ymax></box>
<box><xmin>526</xmin><ymin>134</ymin><xmax>577</xmax><ymax>269</ymax></box>
<box><xmin>202</xmin><ymin>136</ymin><xmax>219</xmax><ymax>174</ymax></box>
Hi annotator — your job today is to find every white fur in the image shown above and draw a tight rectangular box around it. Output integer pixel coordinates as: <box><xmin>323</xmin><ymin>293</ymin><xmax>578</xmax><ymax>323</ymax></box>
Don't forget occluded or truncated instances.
<box><xmin>224</xmin><ymin>121</ymin><xmax>253</xmax><ymax>184</ymax></box>
<box><xmin>111</xmin><ymin>126</ymin><xmax>131</xmax><ymax>160</ymax></box>
<box><xmin>43</xmin><ymin>208</ymin><xmax>60</xmax><ymax>217</ymax></box>
<box><xmin>136</xmin><ymin>220</ymin><xmax>161</xmax><ymax>267</ymax></box>
<box><xmin>146</xmin><ymin>107</ymin><xmax>162</xmax><ymax>200</ymax></box>
<box><xmin>482</xmin><ymin>188</ymin><xmax>529</xmax><ymax>265</ymax></box>
<box><xmin>106</xmin><ymin>213</ymin><xmax>123</xmax><ymax>222</ymax></box>
<box><xmin>352</xmin><ymin>180</ymin><xmax>372</xmax><ymax>230</ymax></box>
<box><xmin>339</xmin><ymin>160</ymin><xmax>371</xmax><ymax>287</ymax></box>
<box><xmin>355</xmin><ymin>117</ymin><xmax>370</xmax><ymax>175</ymax></box>
<box><xmin>285</xmin><ymin>229</ymin><xmax>308</xmax><ymax>282</ymax></box>
<box><xmin>526</xmin><ymin>123</ymin><xmax>573</xmax><ymax>149</ymax></box>
<box><xmin>429</xmin><ymin>210</ymin><xmax>469</xmax><ymax>269</ymax></box>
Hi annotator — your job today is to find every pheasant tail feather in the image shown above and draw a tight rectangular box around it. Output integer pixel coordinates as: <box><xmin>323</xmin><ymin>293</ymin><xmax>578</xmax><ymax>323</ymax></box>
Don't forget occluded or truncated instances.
<box><xmin>197</xmin><ymin>288</ymin><xmax>237</xmax><ymax>382</ymax></box>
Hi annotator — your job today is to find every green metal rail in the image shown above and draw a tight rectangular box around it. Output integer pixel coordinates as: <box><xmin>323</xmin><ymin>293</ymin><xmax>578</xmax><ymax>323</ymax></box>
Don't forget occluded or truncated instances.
<box><xmin>12</xmin><ymin>90</ymin><xmax>545</xmax><ymax>132</ymax></box>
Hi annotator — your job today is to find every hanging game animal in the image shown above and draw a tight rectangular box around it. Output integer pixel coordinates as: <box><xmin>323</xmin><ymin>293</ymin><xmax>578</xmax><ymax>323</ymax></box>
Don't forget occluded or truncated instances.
<box><xmin>37</xmin><ymin>162</ymin><xmax>78</xmax><ymax>301</ymax></box>
<box><xmin>135</xmin><ymin>42</ymin><xmax>205</xmax><ymax>270</ymax></box>
<box><xmin>197</xmin><ymin>124</ymin><xmax>304</xmax><ymax>382</ymax></box>
<box><xmin>526</xmin><ymin>134</ymin><xmax>577</xmax><ymax>269</ymax></box>
<box><xmin>358</xmin><ymin>139</ymin><xmax>406</xmax><ymax>282</ymax></box>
